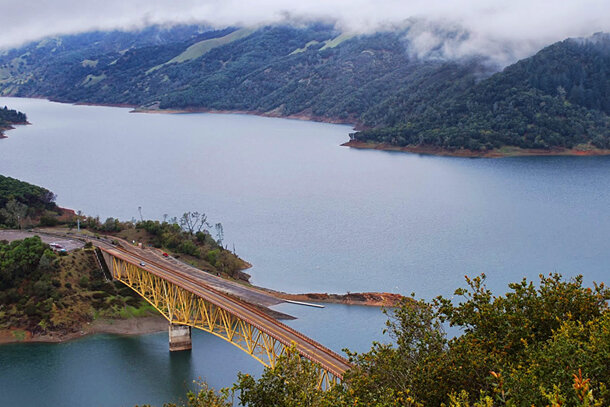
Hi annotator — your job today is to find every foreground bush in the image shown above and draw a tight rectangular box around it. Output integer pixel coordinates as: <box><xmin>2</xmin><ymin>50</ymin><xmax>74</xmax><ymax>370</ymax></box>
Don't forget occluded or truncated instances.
<box><xmin>143</xmin><ymin>274</ymin><xmax>609</xmax><ymax>406</ymax></box>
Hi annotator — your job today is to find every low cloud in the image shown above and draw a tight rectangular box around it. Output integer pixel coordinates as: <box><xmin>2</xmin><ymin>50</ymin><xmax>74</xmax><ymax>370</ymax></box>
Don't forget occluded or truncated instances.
<box><xmin>1</xmin><ymin>0</ymin><xmax>608</xmax><ymax>65</ymax></box>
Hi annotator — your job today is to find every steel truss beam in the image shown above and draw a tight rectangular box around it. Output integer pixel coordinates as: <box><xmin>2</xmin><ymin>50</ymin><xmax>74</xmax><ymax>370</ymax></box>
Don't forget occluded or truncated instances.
<box><xmin>109</xmin><ymin>255</ymin><xmax>339</xmax><ymax>390</ymax></box>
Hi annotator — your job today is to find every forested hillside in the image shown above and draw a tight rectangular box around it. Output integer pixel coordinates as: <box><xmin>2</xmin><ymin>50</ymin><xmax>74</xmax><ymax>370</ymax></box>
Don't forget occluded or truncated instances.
<box><xmin>353</xmin><ymin>33</ymin><xmax>610</xmax><ymax>152</ymax></box>
<box><xmin>1</xmin><ymin>25</ymin><xmax>608</xmax><ymax>154</ymax></box>
<box><xmin>0</xmin><ymin>175</ymin><xmax>60</xmax><ymax>228</ymax></box>
<box><xmin>1</xmin><ymin>24</ymin><xmax>487</xmax><ymax>125</ymax></box>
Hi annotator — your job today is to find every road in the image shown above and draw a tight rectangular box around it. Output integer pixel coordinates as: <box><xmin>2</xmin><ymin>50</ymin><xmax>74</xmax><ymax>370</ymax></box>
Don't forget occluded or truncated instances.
<box><xmin>31</xmin><ymin>229</ymin><xmax>285</xmax><ymax>311</ymax></box>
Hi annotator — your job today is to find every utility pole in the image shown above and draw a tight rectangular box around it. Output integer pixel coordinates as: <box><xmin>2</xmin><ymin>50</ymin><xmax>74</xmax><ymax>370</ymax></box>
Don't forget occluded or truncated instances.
<box><xmin>77</xmin><ymin>210</ymin><xmax>82</xmax><ymax>232</ymax></box>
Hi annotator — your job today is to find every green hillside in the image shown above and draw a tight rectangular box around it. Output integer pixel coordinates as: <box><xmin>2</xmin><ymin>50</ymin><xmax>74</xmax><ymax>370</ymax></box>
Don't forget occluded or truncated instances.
<box><xmin>159</xmin><ymin>28</ymin><xmax>255</xmax><ymax>66</ymax></box>
<box><xmin>1</xmin><ymin>25</ymin><xmax>608</xmax><ymax>154</ymax></box>
<box><xmin>0</xmin><ymin>25</ymin><xmax>490</xmax><ymax>122</ymax></box>
<box><xmin>0</xmin><ymin>174</ymin><xmax>60</xmax><ymax>228</ymax></box>
<box><xmin>352</xmin><ymin>33</ymin><xmax>610</xmax><ymax>152</ymax></box>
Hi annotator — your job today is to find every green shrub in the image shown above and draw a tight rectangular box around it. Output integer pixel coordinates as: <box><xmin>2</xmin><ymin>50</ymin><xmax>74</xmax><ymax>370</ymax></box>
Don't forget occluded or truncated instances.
<box><xmin>39</xmin><ymin>214</ymin><xmax>59</xmax><ymax>226</ymax></box>
<box><xmin>206</xmin><ymin>249</ymin><xmax>219</xmax><ymax>266</ymax></box>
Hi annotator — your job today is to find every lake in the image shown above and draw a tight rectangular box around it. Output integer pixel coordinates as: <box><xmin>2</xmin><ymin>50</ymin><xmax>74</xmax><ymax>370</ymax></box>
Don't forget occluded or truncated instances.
<box><xmin>0</xmin><ymin>97</ymin><xmax>609</xmax><ymax>406</ymax></box>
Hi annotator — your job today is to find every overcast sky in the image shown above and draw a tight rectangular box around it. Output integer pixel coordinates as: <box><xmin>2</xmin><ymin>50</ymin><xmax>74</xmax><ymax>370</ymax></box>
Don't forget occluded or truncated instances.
<box><xmin>2</xmin><ymin>0</ymin><xmax>609</xmax><ymax>63</ymax></box>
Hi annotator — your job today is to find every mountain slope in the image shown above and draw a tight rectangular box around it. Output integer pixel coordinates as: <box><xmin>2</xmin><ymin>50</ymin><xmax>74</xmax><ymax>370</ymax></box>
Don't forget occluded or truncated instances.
<box><xmin>1</xmin><ymin>26</ymin><xmax>608</xmax><ymax>155</ymax></box>
<box><xmin>352</xmin><ymin>33</ymin><xmax>610</xmax><ymax>152</ymax></box>
<box><xmin>0</xmin><ymin>25</ymin><xmax>494</xmax><ymax>125</ymax></box>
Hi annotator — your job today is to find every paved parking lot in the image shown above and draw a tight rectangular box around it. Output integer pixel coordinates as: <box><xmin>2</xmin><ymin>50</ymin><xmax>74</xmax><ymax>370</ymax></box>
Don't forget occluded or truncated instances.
<box><xmin>0</xmin><ymin>230</ymin><xmax>84</xmax><ymax>251</ymax></box>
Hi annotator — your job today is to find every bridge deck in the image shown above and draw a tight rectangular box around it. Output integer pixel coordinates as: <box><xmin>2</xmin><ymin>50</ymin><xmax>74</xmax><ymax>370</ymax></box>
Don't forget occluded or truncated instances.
<box><xmin>99</xmin><ymin>244</ymin><xmax>352</xmax><ymax>378</ymax></box>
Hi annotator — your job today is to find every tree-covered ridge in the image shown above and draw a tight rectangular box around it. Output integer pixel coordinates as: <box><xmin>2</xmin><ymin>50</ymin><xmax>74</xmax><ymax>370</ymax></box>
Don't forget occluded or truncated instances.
<box><xmin>353</xmin><ymin>33</ymin><xmax>610</xmax><ymax>151</ymax></box>
<box><xmin>0</xmin><ymin>174</ymin><xmax>59</xmax><ymax>228</ymax></box>
<box><xmin>1</xmin><ymin>25</ymin><xmax>608</xmax><ymax>153</ymax></box>
<box><xmin>0</xmin><ymin>174</ymin><xmax>56</xmax><ymax>210</ymax></box>
<box><xmin>0</xmin><ymin>25</ymin><xmax>496</xmax><ymax>124</ymax></box>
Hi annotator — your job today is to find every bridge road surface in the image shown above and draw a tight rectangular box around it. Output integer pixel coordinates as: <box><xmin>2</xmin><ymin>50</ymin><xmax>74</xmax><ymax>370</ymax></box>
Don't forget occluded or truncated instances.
<box><xmin>35</xmin><ymin>229</ymin><xmax>285</xmax><ymax>308</ymax></box>
<box><xmin>99</xmin><ymin>242</ymin><xmax>353</xmax><ymax>378</ymax></box>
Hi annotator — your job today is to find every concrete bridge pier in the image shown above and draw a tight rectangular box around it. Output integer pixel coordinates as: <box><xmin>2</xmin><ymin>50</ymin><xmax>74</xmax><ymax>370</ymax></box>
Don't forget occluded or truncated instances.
<box><xmin>169</xmin><ymin>323</ymin><xmax>192</xmax><ymax>351</ymax></box>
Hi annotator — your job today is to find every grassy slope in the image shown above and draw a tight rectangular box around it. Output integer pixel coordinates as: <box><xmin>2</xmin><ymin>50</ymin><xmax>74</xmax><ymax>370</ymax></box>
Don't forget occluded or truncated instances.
<box><xmin>147</xmin><ymin>28</ymin><xmax>256</xmax><ymax>73</ymax></box>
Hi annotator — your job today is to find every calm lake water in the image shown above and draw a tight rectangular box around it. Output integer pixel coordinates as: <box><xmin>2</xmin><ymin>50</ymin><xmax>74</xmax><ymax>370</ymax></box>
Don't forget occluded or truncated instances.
<box><xmin>1</xmin><ymin>97</ymin><xmax>609</xmax><ymax>406</ymax></box>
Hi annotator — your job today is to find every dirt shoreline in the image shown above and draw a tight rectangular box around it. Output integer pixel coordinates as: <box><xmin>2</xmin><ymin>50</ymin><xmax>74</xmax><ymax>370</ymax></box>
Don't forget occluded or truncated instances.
<box><xmin>0</xmin><ymin>121</ymin><xmax>31</xmax><ymax>139</ymax></box>
<box><xmin>0</xmin><ymin>316</ymin><xmax>168</xmax><ymax>345</ymax></box>
<box><xmin>0</xmin><ymin>124</ymin><xmax>14</xmax><ymax>138</ymax></box>
<box><xmin>342</xmin><ymin>140</ymin><xmax>610</xmax><ymax>158</ymax></box>
<box><xmin>21</xmin><ymin>95</ymin><xmax>357</xmax><ymax>128</ymax></box>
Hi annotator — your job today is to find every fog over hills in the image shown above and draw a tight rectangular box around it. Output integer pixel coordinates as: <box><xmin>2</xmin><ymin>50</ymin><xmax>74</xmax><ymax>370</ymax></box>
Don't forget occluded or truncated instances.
<box><xmin>0</xmin><ymin>16</ymin><xmax>608</xmax><ymax>154</ymax></box>
<box><xmin>2</xmin><ymin>0</ymin><xmax>609</xmax><ymax>66</ymax></box>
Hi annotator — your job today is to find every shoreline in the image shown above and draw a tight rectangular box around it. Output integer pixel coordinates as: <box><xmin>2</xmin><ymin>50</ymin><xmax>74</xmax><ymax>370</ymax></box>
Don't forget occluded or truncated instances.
<box><xmin>0</xmin><ymin>121</ymin><xmax>31</xmax><ymax>138</ymax></box>
<box><xmin>0</xmin><ymin>289</ymin><xmax>402</xmax><ymax>345</ymax></box>
<box><xmin>4</xmin><ymin>97</ymin><xmax>607</xmax><ymax>158</ymax></box>
<box><xmin>0</xmin><ymin>315</ymin><xmax>168</xmax><ymax>345</ymax></box>
<box><xmin>0</xmin><ymin>124</ymin><xmax>15</xmax><ymax>138</ymax></box>
<box><xmin>132</xmin><ymin>106</ymin><xmax>360</xmax><ymax>128</ymax></box>
<box><xmin>342</xmin><ymin>140</ymin><xmax>610</xmax><ymax>158</ymax></box>
<box><xmin>3</xmin><ymin>95</ymin><xmax>360</xmax><ymax>128</ymax></box>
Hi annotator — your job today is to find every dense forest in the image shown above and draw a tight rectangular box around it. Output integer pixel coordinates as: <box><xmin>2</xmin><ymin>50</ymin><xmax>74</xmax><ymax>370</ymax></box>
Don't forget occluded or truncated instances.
<box><xmin>0</xmin><ymin>174</ymin><xmax>60</xmax><ymax>228</ymax></box>
<box><xmin>2</xmin><ymin>24</ymin><xmax>608</xmax><ymax>153</ymax></box>
<box><xmin>353</xmin><ymin>34</ymin><xmax>610</xmax><ymax>152</ymax></box>
<box><xmin>146</xmin><ymin>274</ymin><xmax>610</xmax><ymax>407</ymax></box>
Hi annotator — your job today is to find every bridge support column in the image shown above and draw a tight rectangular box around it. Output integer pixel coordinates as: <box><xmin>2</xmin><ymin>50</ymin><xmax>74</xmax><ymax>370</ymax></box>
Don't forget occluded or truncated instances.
<box><xmin>169</xmin><ymin>323</ymin><xmax>192</xmax><ymax>351</ymax></box>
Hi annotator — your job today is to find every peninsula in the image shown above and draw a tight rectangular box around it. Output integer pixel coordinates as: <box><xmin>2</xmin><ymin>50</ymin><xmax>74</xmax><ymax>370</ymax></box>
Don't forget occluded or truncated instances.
<box><xmin>0</xmin><ymin>106</ymin><xmax>27</xmax><ymax>138</ymax></box>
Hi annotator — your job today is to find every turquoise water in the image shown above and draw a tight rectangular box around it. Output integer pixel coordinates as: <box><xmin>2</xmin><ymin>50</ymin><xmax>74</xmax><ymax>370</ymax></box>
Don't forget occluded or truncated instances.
<box><xmin>0</xmin><ymin>97</ymin><xmax>609</xmax><ymax>406</ymax></box>
<box><xmin>0</xmin><ymin>303</ymin><xmax>384</xmax><ymax>407</ymax></box>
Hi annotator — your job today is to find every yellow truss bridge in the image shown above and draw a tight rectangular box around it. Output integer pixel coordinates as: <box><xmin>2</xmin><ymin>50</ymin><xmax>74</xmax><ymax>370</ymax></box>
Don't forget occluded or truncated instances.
<box><xmin>96</xmin><ymin>244</ymin><xmax>351</xmax><ymax>389</ymax></box>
